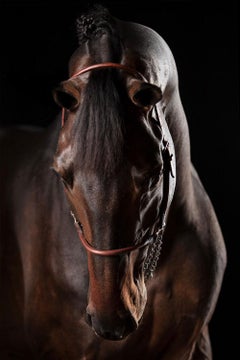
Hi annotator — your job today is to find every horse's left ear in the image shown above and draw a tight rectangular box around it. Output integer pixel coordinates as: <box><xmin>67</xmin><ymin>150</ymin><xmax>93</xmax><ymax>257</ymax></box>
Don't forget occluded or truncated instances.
<box><xmin>127</xmin><ymin>78</ymin><xmax>162</xmax><ymax>108</ymax></box>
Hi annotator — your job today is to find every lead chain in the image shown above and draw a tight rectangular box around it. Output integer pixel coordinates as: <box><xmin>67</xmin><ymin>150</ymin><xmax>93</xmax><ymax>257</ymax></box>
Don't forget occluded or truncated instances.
<box><xmin>143</xmin><ymin>227</ymin><xmax>164</xmax><ymax>279</ymax></box>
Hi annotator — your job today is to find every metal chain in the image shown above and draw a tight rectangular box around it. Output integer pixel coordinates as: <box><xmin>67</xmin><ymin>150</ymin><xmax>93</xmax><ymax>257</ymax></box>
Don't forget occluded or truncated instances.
<box><xmin>143</xmin><ymin>225</ymin><xmax>165</xmax><ymax>279</ymax></box>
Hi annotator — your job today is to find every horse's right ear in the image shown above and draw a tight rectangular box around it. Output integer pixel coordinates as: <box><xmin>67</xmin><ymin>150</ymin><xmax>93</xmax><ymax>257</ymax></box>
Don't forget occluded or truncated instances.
<box><xmin>52</xmin><ymin>79</ymin><xmax>81</xmax><ymax>111</ymax></box>
<box><xmin>127</xmin><ymin>78</ymin><xmax>162</xmax><ymax>109</ymax></box>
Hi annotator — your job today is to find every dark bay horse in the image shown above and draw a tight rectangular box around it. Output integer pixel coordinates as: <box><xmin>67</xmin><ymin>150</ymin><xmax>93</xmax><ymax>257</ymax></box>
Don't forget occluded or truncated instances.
<box><xmin>0</xmin><ymin>5</ymin><xmax>226</xmax><ymax>360</ymax></box>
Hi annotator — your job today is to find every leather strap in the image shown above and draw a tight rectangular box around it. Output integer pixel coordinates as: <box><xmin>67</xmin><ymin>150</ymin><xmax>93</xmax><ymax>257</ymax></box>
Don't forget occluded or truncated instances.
<box><xmin>69</xmin><ymin>62</ymin><xmax>145</xmax><ymax>80</ymax></box>
<box><xmin>61</xmin><ymin>62</ymin><xmax>146</xmax><ymax>127</ymax></box>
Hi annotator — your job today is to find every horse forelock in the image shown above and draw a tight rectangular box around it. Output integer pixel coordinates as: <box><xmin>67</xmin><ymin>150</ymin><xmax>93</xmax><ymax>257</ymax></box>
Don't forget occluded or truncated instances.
<box><xmin>73</xmin><ymin>69</ymin><xmax>127</xmax><ymax>176</ymax></box>
<box><xmin>75</xmin><ymin>4</ymin><xmax>115</xmax><ymax>46</ymax></box>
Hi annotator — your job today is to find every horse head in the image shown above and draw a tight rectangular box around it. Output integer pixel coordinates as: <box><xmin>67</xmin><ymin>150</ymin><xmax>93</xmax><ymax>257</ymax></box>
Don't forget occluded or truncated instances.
<box><xmin>52</xmin><ymin>6</ymin><xmax>176</xmax><ymax>341</ymax></box>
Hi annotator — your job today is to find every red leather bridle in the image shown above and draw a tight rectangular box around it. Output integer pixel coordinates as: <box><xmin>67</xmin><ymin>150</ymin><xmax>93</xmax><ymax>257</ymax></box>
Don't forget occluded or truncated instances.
<box><xmin>61</xmin><ymin>62</ymin><xmax>174</xmax><ymax>277</ymax></box>
<box><xmin>69</xmin><ymin>62</ymin><xmax>145</xmax><ymax>79</ymax></box>
<box><xmin>61</xmin><ymin>62</ymin><xmax>146</xmax><ymax>127</ymax></box>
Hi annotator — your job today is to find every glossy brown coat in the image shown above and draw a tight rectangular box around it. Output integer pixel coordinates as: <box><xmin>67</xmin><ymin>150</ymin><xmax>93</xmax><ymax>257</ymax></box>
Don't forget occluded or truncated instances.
<box><xmin>0</xmin><ymin>6</ymin><xmax>226</xmax><ymax>360</ymax></box>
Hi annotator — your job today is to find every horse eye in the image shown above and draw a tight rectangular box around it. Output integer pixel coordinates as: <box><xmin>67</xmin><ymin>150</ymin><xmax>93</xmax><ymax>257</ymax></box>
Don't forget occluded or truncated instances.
<box><xmin>61</xmin><ymin>170</ymin><xmax>74</xmax><ymax>189</ymax></box>
<box><xmin>51</xmin><ymin>166</ymin><xmax>74</xmax><ymax>189</ymax></box>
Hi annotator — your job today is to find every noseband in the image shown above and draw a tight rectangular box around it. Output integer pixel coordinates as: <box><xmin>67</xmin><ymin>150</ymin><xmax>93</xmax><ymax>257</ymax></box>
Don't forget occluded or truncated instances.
<box><xmin>62</xmin><ymin>62</ymin><xmax>174</xmax><ymax>278</ymax></box>
<box><xmin>71</xmin><ymin>211</ymin><xmax>159</xmax><ymax>256</ymax></box>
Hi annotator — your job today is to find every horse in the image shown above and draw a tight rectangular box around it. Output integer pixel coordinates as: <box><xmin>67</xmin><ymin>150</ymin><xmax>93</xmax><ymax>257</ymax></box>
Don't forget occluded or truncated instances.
<box><xmin>0</xmin><ymin>5</ymin><xmax>226</xmax><ymax>360</ymax></box>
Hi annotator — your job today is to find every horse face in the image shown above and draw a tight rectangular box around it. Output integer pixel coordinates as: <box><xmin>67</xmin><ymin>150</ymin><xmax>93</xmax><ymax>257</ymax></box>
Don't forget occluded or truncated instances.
<box><xmin>72</xmin><ymin>148</ymin><xmax>163</xmax><ymax>340</ymax></box>
<box><xmin>53</xmin><ymin>73</ymin><xmax>167</xmax><ymax>340</ymax></box>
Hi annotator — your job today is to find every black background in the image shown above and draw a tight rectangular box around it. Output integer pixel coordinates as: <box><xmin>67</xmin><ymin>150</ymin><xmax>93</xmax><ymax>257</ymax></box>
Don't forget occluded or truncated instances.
<box><xmin>0</xmin><ymin>0</ymin><xmax>238</xmax><ymax>358</ymax></box>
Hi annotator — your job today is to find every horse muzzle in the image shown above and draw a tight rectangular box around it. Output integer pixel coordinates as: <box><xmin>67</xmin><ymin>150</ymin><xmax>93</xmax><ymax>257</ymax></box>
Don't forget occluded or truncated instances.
<box><xmin>84</xmin><ymin>237</ymin><xmax>148</xmax><ymax>340</ymax></box>
<box><xmin>86</xmin><ymin>306</ymin><xmax>138</xmax><ymax>341</ymax></box>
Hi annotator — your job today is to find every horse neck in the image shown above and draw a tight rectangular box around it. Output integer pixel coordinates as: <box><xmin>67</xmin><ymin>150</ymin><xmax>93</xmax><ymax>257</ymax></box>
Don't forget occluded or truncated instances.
<box><xmin>165</xmin><ymin>94</ymin><xmax>195</xmax><ymax>215</ymax></box>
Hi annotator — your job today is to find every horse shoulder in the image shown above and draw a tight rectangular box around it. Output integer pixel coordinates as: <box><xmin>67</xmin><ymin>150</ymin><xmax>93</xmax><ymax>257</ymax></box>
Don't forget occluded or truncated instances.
<box><xmin>160</xmin><ymin>165</ymin><xmax>226</xmax><ymax>326</ymax></box>
<box><xmin>190</xmin><ymin>165</ymin><xmax>227</xmax><ymax>312</ymax></box>
<box><xmin>142</xmin><ymin>166</ymin><xmax>226</xmax><ymax>357</ymax></box>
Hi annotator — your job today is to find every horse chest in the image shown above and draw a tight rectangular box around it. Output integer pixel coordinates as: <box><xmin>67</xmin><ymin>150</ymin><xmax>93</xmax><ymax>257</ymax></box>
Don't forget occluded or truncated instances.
<box><xmin>22</xmin><ymin>260</ymin><xmax>198</xmax><ymax>360</ymax></box>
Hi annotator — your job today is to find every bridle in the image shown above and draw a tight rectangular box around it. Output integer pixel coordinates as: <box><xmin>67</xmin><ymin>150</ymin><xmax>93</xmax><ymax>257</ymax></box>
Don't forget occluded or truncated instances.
<box><xmin>61</xmin><ymin>62</ymin><xmax>145</xmax><ymax>127</ymax></box>
<box><xmin>71</xmin><ymin>211</ymin><xmax>158</xmax><ymax>256</ymax></box>
<box><xmin>61</xmin><ymin>62</ymin><xmax>174</xmax><ymax>278</ymax></box>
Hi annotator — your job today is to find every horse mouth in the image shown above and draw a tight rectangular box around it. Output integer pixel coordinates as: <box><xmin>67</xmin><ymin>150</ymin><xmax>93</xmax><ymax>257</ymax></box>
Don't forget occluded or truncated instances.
<box><xmin>93</xmin><ymin>328</ymin><xmax>128</xmax><ymax>341</ymax></box>
<box><xmin>86</xmin><ymin>312</ymin><xmax>138</xmax><ymax>341</ymax></box>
